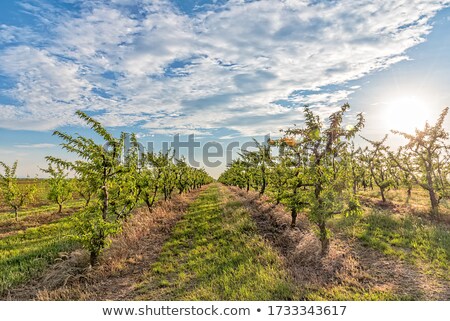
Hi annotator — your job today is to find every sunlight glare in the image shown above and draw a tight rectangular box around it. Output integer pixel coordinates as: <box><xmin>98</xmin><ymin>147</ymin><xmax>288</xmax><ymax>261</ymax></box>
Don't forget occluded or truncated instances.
<box><xmin>384</xmin><ymin>96</ymin><xmax>432</xmax><ymax>133</ymax></box>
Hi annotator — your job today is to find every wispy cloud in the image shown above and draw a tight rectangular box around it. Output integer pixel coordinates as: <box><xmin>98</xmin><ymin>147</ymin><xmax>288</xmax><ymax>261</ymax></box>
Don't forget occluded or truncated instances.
<box><xmin>0</xmin><ymin>24</ymin><xmax>39</xmax><ymax>44</ymax></box>
<box><xmin>14</xmin><ymin>143</ymin><xmax>56</xmax><ymax>149</ymax></box>
<box><xmin>0</xmin><ymin>0</ymin><xmax>448</xmax><ymax>135</ymax></box>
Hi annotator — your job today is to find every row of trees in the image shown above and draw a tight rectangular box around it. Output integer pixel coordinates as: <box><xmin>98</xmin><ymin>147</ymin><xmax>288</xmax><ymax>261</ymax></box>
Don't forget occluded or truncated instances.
<box><xmin>219</xmin><ymin>105</ymin><xmax>450</xmax><ymax>254</ymax></box>
<box><xmin>0</xmin><ymin>161</ymin><xmax>37</xmax><ymax>221</ymax></box>
<box><xmin>0</xmin><ymin>111</ymin><xmax>212</xmax><ymax>265</ymax></box>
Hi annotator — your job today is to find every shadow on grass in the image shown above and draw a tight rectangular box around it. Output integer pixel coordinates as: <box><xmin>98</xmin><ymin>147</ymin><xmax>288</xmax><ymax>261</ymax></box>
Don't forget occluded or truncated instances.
<box><xmin>134</xmin><ymin>184</ymin><xmax>295</xmax><ymax>301</ymax></box>
<box><xmin>337</xmin><ymin>208</ymin><xmax>450</xmax><ymax>280</ymax></box>
<box><xmin>231</xmin><ymin>185</ymin><xmax>450</xmax><ymax>300</ymax></box>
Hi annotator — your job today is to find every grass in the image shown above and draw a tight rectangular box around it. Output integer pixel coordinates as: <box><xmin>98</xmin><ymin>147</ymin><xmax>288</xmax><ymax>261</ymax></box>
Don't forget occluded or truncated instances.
<box><xmin>359</xmin><ymin>187</ymin><xmax>429</xmax><ymax>204</ymax></box>
<box><xmin>359</xmin><ymin>187</ymin><xmax>450</xmax><ymax>215</ymax></box>
<box><xmin>134</xmin><ymin>184</ymin><xmax>296</xmax><ymax>300</ymax></box>
<box><xmin>0</xmin><ymin>200</ymin><xmax>85</xmax><ymax>222</ymax></box>
<box><xmin>0</xmin><ymin>179</ymin><xmax>86</xmax><ymax>295</ymax></box>
<box><xmin>305</xmin><ymin>287</ymin><xmax>413</xmax><ymax>301</ymax></box>
<box><xmin>135</xmin><ymin>185</ymin><xmax>438</xmax><ymax>301</ymax></box>
<box><xmin>0</xmin><ymin>213</ymin><xmax>80</xmax><ymax>295</ymax></box>
<box><xmin>331</xmin><ymin>208</ymin><xmax>450</xmax><ymax>280</ymax></box>
<box><xmin>231</xmin><ymin>186</ymin><xmax>448</xmax><ymax>300</ymax></box>
<box><xmin>1</xmin><ymin>183</ymin><xmax>447</xmax><ymax>300</ymax></box>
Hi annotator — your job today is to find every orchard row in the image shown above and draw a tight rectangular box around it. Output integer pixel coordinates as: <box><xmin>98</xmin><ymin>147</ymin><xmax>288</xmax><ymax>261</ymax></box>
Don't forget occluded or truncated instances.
<box><xmin>0</xmin><ymin>111</ymin><xmax>213</xmax><ymax>265</ymax></box>
<box><xmin>219</xmin><ymin>104</ymin><xmax>450</xmax><ymax>253</ymax></box>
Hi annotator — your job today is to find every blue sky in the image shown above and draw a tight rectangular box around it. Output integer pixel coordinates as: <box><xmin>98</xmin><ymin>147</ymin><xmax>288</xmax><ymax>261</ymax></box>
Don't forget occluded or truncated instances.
<box><xmin>0</xmin><ymin>0</ymin><xmax>450</xmax><ymax>178</ymax></box>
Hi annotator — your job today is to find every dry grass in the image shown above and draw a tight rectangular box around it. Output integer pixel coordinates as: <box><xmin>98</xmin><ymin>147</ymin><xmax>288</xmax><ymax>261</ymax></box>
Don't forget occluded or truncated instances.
<box><xmin>5</xmin><ymin>183</ymin><xmax>447</xmax><ymax>301</ymax></box>
<box><xmin>4</xmin><ymin>187</ymin><xmax>206</xmax><ymax>301</ymax></box>
<box><xmin>133</xmin><ymin>185</ymin><xmax>295</xmax><ymax>301</ymax></box>
<box><xmin>229</xmin><ymin>186</ymin><xmax>450</xmax><ymax>300</ymax></box>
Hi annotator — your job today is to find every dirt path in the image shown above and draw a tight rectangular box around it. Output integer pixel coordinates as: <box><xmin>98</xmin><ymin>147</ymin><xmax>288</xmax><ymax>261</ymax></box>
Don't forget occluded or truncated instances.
<box><xmin>5</xmin><ymin>187</ymin><xmax>206</xmax><ymax>301</ymax></box>
<box><xmin>229</xmin><ymin>186</ymin><xmax>450</xmax><ymax>300</ymax></box>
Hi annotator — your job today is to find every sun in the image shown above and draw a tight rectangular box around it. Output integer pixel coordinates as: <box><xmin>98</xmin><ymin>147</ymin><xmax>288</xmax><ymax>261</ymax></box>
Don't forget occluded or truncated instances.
<box><xmin>384</xmin><ymin>96</ymin><xmax>432</xmax><ymax>133</ymax></box>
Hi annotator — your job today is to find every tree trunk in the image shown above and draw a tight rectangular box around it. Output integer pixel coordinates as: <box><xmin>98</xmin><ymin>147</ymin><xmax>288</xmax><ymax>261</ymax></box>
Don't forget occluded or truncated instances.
<box><xmin>290</xmin><ymin>208</ymin><xmax>297</xmax><ymax>227</ymax></box>
<box><xmin>406</xmin><ymin>187</ymin><xmax>412</xmax><ymax>204</ymax></box>
<box><xmin>380</xmin><ymin>187</ymin><xmax>386</xmax><ymax>203</ymax></box>
<box><xmin>58</xmin><ymin>204</ymin><xmax>62</xmax><ymax>214</ymax></box>
<box><xmin>14</xmin><ymin>208</ymin><xmax>18</xmax><ymax>221</ymax></box>
<box><xmin>424</xmin><ymin>163</ymin><xmax>439</xmax><ymax>216</ymax></box>
<box><xmin>260</xmin><ymin>176</ymin><xmax>266</xmax><ymax>196</ymax></box>
<box><xmin>429</xmin><ymin>188</ymin><xmax>439</xmax><ymax>216</ymax></box>
<box><xmin>90</xmin><ymin>251</ymin><xmax>98</xmax><ymax>267</ymax></box>
<box><xmin>102</xmin><ymin>186</ymin><xmax>109</xmax><ymax>220</ymax></box>
<box><xmin>151</xmin><ymin>186</ymin><xmax>158</xmax><ymax>206</ymax></box>
<box><xmin>145</xmin><ymin>198</ymin><xmax>152</xmax><ymax>212</ymax></box>
<box><xmin>319</xmin><ymin>221</ymin><xmax>329</xmax><ymax>256</ymax></box>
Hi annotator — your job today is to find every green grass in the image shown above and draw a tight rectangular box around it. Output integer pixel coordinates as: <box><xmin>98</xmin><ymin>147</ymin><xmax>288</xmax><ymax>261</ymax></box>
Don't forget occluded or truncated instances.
<box><xmin>358</xmin><ymin>187</ymin><xmax>450</xmax><ymax>214</ymax></box>
<box><xmin>134</xmin><ymin>185</ymin><xmax>425</xmax><ymax>300</ymax></box>
<box><xmin>332</xmin><ymin>209</ymin><xmax>450</xmax><ymax>280</ymax></box>
<box><xmin>1</xmin><ymin>183</ymin><xmax>445</xmax><ymax>300</ymax></box>
<box><xmin>134</xmin><ymin>184</ymin><xmax>296</xmax><ymax>300</ymax></box>
<box><xmin>0</xmin><ymin>215</ymin><xmax>79</xmax><ymax>294</ymax></box>
<box><xmin>304</xmin><ymin>287</ymin><xmax>413</xmax><ymax>301</ymax></box>
<box><xmin>359</xmin><ymin>187</ymin><xmax>429</xmax><ymax>204</ymax></box>
<box><xmin>0</xmin><ymin>200</ymin><xmax>85</xmax><ymax>222</ymax></box>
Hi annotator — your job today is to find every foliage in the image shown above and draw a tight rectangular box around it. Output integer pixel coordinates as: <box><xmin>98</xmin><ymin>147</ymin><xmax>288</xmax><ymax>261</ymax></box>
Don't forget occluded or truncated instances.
<box><xmin>75</xmin><ymin>173</ymin><xmax>97</xmax><ymax>207</ymax></box>
<box><xmin>72</xmin><ymin>206</ymin><xmax>121</xmax><ymax>266</ymax></box>
<box><xmin>45</xmin><ymin>111</ymin><xmax>130</xmax><ymax>264</ymax></box>
<box><xmin>360</xmin><ymin>135</ymin><xmax>396</xmax><ymax>203</ymax></box>
<box><xmin>0</xmin><ymin>161</ymin><xmax>36</xmax><ymax>221</ymax></box>
<box><xmin>281</xmin><ymin>104</ymin><xmax>364</xmax><ymax>254</ymax></box>
<box><xmin>239</xmin><ymin>139</ymin><xmax>272</xmax><ymax>195</ymax></box>
<box><xmin>220</xmin><ymin>104</ymin><xmax>365</xmax><ymax>254</ymax></box>
<box><xmin>391</xmin><ymin>107</ymin><xmax>450</xmax><ymax>215</ymax></box>
<box><xmin>219</xmin><ymin>159</ymin><xmax>254</xmax><ymax>191</ymax></box>
<box><xmin>45</xmin><ymin>111</ymin><xmax>212</xmax><ymax>265</ymax></box>
<box><xmin>41</xmin><ymin>163</ymin><xmax>73</xmax><ymax>213</ymax></box>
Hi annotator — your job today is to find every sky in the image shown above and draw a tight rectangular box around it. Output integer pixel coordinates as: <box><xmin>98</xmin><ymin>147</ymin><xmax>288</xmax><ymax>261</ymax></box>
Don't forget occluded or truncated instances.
<box><xmin>0</xmin><ymin>0</ymin><xmax>450</xmax><ymax>178</ymax></box>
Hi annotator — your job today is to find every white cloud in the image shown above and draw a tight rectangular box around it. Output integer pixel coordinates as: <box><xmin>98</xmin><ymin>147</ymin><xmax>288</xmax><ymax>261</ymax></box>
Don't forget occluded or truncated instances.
<box><xmin>14</xmin><ymin>143</ymin><xmax>56</xmax><ymax>149</ymax></box>
<box><xmin>0</xmin><ymin>25</ymin><xmax>39</xmax><ymax>44</ymax></box>
<box><xmin>0</xmin><ymin>46</ymin><xmax>95</xmax><ymax>129</ymax></box>
<box><xmin>0</xmin><ymin>0</ymin><xmax>448</xmax><ymax>135</ymax></box>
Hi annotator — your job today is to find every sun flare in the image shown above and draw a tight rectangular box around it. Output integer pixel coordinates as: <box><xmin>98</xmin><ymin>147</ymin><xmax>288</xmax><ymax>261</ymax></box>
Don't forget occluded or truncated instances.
<box><xmin>384</xmin><ymin>96</ymin><xmax>432</xmax><ymax>133</ymax></box>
